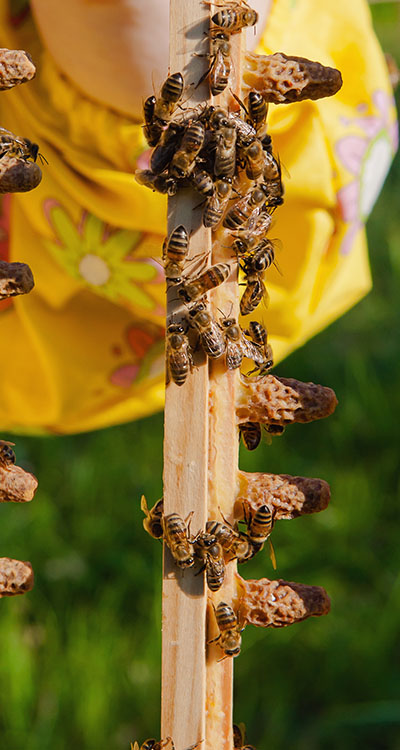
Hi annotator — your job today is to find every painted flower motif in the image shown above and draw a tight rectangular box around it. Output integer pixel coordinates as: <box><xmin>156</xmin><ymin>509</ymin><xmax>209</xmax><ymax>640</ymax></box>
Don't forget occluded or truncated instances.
<box><xmin>110</xmin><ymin>324</ymin><xmax>165</xmax><ymax>388</ymax></box>
<box><xmin>44</xmin><ymin>202</ymin><xmax>162</xmax><ymax>311</ymax></box>
<box><xmin>336</xmin><ymin>89</ymin><xmax>398</xmax><ymax>255</ymax></box>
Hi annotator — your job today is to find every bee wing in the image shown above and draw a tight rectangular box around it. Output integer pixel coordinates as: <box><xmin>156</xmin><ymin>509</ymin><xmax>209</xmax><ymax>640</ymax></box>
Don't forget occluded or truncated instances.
<box><xmin>268</xmin><ymin>537</ymin><xmax>277</xmax><ymax>570</ymax></box>
<box><xmin>131</xmin><ymin>743</ymin><xmax>140</xmax><ymax>750</ymax></box>
<box><xmin>240</xmin><ymin>335</ymin><xmax>264</xmax><ymax>365</ymax></box>
<box><xmin>140</xmin><ymin>494</ymin><xmax>149</xmax><ymax>516</ymax></box>
<box><xmin>226</xmin><ymin>339</ymin><xmax>243</xmax><ymax>370</ymax></box>
<box><xmin>0</xmin><ymin>439</ymin><xmax>16</xmax><ymax>447</ymax></box>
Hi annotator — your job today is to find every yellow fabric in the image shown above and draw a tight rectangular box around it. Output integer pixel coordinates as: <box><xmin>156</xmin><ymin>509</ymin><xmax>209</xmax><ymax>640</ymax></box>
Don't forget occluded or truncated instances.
<box><xmin>0</xmin><ymin>0</ymin><xmax>397</xmax><ymax>434</ymax></box>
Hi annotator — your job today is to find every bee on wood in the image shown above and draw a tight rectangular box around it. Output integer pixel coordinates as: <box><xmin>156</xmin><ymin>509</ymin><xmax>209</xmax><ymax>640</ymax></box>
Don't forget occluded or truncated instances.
<box><xmin>188</xmin><ymin>302</ymin><xmax>226</xmax><ymax>359</ymax></box>
<box><xmin>244</xmin><ymin>321</ymin><xmax>274</xmax><ymax>372</ymax></box>
<box><xmin>163</xmin><ymin>225</ymin><xmax>190</xmax><ymax>285</ymax></box>
<box><xmin>203</xmin><ymin>177</ymin><xmax>232</xmax><ymax>228</ymax></box>
<box><xmin>194</xmin><ymin>533</ymin><xmax>225</xmax><ymax>591</ymax></box>
<box><xmin>209</xmin><ymin>1</ymin><xmax>258</xmax><ymax>33</ymax></box>
<box><xmin>166</xmin><ymin>323</ymin><xmax>193</xmax><ymax>386</ymax></box>
<box><xmin>239</xmin><ymin>421</ymin><xmax>261</xmax><ymax>451</ymax></box>
<box><xmin>162</xmin><ymin>512</ymin><xmax>195</xmax><ymax>568</ymax></box>
<box><xmin>143</xmin><ymin>95</ymin><xmax>163</xmax><ymax>147</ymax></box>
<box><xmin>150</xmin><ymin>122</ymin><xmax>184</xmax><ymax>174</ymax></box>
<box><xmin>223</xmin><ymin>187</ymin><xmax>265</xmax><ymax>231</ymax></box>
<box><xmin>232</xmin><ymin>113</ymin><xmax>257</xmax><ymax>148</ymax></box>
<box><xmin>210</xmin><ymin>601</ymin><xmax>244</xmax><ymax>658</ymax></box>
<box><xmin>219</xmin><ymin>315</ymin><xmax>264</xmax><ymax>370</ymax></box>
<box><xmin>169</xmin><ymin>121</ymin><xmax>205</xmax><ymax>179</ymax></box>
<box><xmin>233</xmin><ymin>723</ymin><xmax>256</xmax><ymax>750</ymax></box>
<box><xmin>0</xmin><ymin>127</ymin><xmax>47</xmax><ymax>164</ymax></box>
<box><xmin>197</xmin><ymin>31</ymin><xmax>232</xmax><ymax>96</ymax></box>
<box><xmin>239</xmin><ymin>253</ymin><xmax>269</xmax><ymax>316</ymax></box>
<box><xmin>206</xmin><ymin>519</ymin><xmax>256</xmax><ymax>564</ymax></box>
<box><xmin>135</xmin><ymin>169</ymin><xmax>178</xmax><ymax>196</ymax></box>
<box><xmin>242</xmin><ymin>138</ymin><xmax>269</xmax><ymax>180</ymax></box>
<box><xmin>154</xmin><ymin>72</ymin><xmax>184</xmax><ymax>125</ymax></box>
<box><xmin>0</xmin><ymin>440</ymin><xmax>16</xmax><ymax>469</ymax></box>
<box><xmin>240</xmin><ymin>272</ymin><xmax>267</xmax><ymax>316</ymax></box>
<box><xmin>261</xmin><ymin>152</ymin><xmax>284</xmax><ymax>207</ymax></box>
<box><xmin>141</xmin><ymin>495</ymin><xmax>164</xmax><ymax>539</ymax></box>
<box><xmin>190</xmin><ymin>169</ymin><xmax>214</xmax><ymax>197</ymax></box>
<box><xmin>232</xmin><ymin>211</ymin><xmax>272</xmax><ymax>257</ymax></box>
<box><xmin>179</xmin><ymin>262</ymin><xmax>231</xmax><ymax>303</ymax></box>
<box><xmin>214</xmin><ymin>118</ymin><xmax>237</xmax><ymax>178</ymax></box>
<box><xmin>247</xmin><ymin>91</ymin><xmax>268</xmax><ymax>134</ymax></box>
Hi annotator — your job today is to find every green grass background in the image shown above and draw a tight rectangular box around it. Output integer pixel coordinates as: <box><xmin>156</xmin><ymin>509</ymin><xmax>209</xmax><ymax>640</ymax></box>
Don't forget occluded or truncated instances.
<box><xmin>1</xmin><ymin>6</ymin><xmax>400</xmax><ymax>749</ymax></box>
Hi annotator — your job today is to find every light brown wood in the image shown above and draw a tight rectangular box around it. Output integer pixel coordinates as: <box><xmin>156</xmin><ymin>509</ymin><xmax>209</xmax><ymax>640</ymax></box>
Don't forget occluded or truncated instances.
<box><xmin>162</xmin><ymin>2</ymin><xmax>211</xmax><ymax>750</ymax></box>
<box><xmin>163</xmin><ymin>4</ymin><xmax>244</xmax><ymax>750</ymax></box>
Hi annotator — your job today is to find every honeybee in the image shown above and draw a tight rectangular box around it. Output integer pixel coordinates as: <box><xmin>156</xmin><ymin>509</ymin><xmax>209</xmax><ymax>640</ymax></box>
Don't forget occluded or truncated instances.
<box><xmin>154</xmin><ymin>72</ymin><xmax>184</xmax><ymax>124</ymax></box>
<box><xmin>179</xmin><ymin>262</ymin><xmax>231</xmax><ymax>303</ymax></box>
<box><xmin>188</xmin><ymin>302</ymin><xmax>226</xmax><ymax>359</ymax></box>
<box><xmin>162</xmin><ymin>512</ymin><xmax>195</xmax><ymax>568</ymax></box>
<box><xmin>166</xmin><ymin>323</ymin><xmax>193</xmax><ymax>386</ymax></box>
<box><xmin>0</xmin><ymin>440</ymin><xmax>16</xmax><ymax>469</ymax></box>
<box><xmin>169</xmin><ymin>122</ymin><xmax>205</xmax><ymax>179</ymax></box>
<box><xmin>190</xmin><ymin>169</ymin><xmax>214</xmax><ymax>197</ymax></box>
<box><xmin>143</xmin><ymin>95</ymin><xmax>163</xmax><ymax>147</ymax></box>
<box><xmin>194</xmin><ymin>533</ymin><xmax>225</xmax><ymax>591</ymax></box>
<box><xmin>210</xmin><ymin>601</ymin><xmax>244</xmax><ymax>658</ymax></box>
<box><xmin>232</xmin><ymin>113</ymin><xmax>257</xmax><ymax>148</ymax></box>
<box><xmin>240</xmin><ymin>273</ymin><xmax>266</xmax><ymax>315</ymax></box>
<box><xmin>209</xmin><ymin>1</ymin><xmax>258</xmax><ymax>33</ymax></box>
<box><xmin>163</xmin><ymin>225</ymin><xmax>190</xmax><ymax>284</ymax></box>
<box><xmin>233</xmin><ymin>723</ymin><xmax>256</xmax><ymax>750</ymax></box>
<box><xmin>247</xmin><ymin>90</ymin><xmax>268</xmax><ymax>133</ymax></box>
<box><xmin>203</xmin><ymin>177</ymin><xmax>232</xmax><ymax>228</ymax></box>
<box><xmin>232</xmin><ymin>212</ymin><xmax>272</xmax><ymax>256</ymax></box>
<box><xmin>219</xmin><ymin>316</ymin><xmax>264</xmax><ymax>370</ymax></box>
<box><xmin>206</xmin><ymin>519</ymin><xmax>255</xmax><ymax>564</ymax></box>
<box><xmin>243</xmin><ymin>500</ymin><xmax>277</xmax><ymax>568</ymax></box>
<box><xmin>244</xmin><ymin>502</ymin><xmax>275</xmax><ymax>545</ymax></box>
<box><xmin>135</xmin><ymin>169</ymin><xmax>178</xmax><ymax>196</ymax></box>
<box><xmin>242</xmin><ymin>138</ymin><xmax>268</xmax><ymax>180</ymax></box>
<box><xmin>214</xmin><ymin>118</ymin><xmax>237</xmax><ymax>178</ymax></box>
<box><xmin>261</xmin><ymin>153</ymin><xmax>284</xmax><ymax>207</ymax></box>
<box><xmin>150</xmin><ymin>122</ymin><xmax>184</xmax><ymax>174</ymax></box>
<box><xmin>223</xmin><ymin>187</ymin><xmax>265</xmax><ymax>231</ymax></box>
<box><xmin>0</xmin><ymin>127</ymin><xmax>46</xmax><ymax>163</ymax></box>
<box><xmin>141</xmin><ymin>495</ymin><xmax>164</xmax><ymax>539</ymax></box>
<box><xmin>238</xmin><ymin>421</ymin><xmax>261</xmax><ymax>451</ymax></box>
<box><xmin>204</xmin><ymin>32</ymin><xmax>232</xmax><ymax>95</ymax></box>
<box><xmin>244</xmin><ymin>321</ymin><xmax>274</xmax><ymax>372</ymax></box>
<box><xmin>239</xmin><ymin>254</ymin><xmax>269</xmax><ymax>315</ymax></box>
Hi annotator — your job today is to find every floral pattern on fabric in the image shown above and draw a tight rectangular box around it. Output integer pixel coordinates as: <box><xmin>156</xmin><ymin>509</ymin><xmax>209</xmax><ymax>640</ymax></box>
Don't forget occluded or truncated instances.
<box><xmin>110</xmin><ymin>324</ymin><xmax>165</xmax><ymax>388</ymax></box>
<box><xmin>336</xmin><ymin>89</ymin><xmax>398</xmax><ymax>255</ymax></box>
<box><xmin>44</xmin><ymin>202</ymin><xmax>164</xmax><ymax>311</ymax></box>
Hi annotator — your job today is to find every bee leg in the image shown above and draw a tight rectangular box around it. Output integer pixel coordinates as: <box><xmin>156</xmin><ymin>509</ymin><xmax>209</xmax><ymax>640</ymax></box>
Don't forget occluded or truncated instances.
<box><xmin>207</xmin><ymin>634</ymin><xmax>221</xmax><ymax>645</ymax></box>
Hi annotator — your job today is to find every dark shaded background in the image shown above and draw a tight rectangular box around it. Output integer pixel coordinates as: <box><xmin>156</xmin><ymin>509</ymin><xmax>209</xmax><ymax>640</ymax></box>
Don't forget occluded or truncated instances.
<box><xmin>1</xmin><ymin>5</ymin><xmax>400</xmax><ymax>749</ymax></box>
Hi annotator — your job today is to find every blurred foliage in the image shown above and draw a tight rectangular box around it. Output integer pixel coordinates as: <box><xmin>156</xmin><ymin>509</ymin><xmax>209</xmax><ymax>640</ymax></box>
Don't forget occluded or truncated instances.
<box><xmin>1</xmin><ymin>6</ymin><xmax>400</xmax><ymax>750</ymax></box>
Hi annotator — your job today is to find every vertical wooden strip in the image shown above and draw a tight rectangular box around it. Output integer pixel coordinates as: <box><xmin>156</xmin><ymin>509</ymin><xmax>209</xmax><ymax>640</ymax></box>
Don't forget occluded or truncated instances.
<box><xmin>206</xmin><ymin>26</ymin><xmax>244</xmax><ymax>750</ymax></box>
<box><xmin>162</xmin><ymin>2</ymin><xmax>211</xmax><ymax>749</ymax></box>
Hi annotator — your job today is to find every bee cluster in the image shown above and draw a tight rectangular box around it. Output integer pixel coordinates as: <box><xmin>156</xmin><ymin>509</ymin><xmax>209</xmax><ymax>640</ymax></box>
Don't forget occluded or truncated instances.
<box><xmin>142</xmin><ymin>494</ymin><xmax>275</xmax><ymax>656</ymax></box>
<box><xmin>135</xmin><ymin>5</ymin><xmax>287</xmax><ymax>406</ymax></box>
